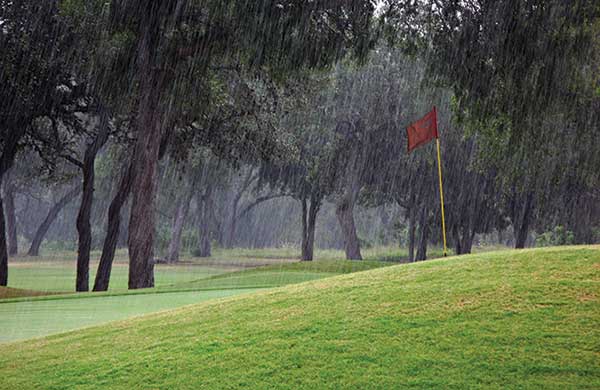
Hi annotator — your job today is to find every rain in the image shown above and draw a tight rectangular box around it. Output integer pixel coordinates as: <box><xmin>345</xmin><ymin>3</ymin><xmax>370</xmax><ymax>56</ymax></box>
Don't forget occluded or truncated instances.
<box><xmin>0</xmin><ymin>1</ymin><xmax>599</xmax><ymax>388</ymax></box>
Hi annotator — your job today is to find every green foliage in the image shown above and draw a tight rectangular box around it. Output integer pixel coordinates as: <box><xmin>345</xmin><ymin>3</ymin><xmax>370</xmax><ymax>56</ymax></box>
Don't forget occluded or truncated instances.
<box><xmin>536</xmin><ymin>226</ymin><xmax>576</xmax><ymax>247</ymax></box>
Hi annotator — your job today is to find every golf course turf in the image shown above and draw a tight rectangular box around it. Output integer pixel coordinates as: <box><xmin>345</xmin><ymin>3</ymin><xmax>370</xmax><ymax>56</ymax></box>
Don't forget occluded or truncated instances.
<box><xmin>1</xmin><ymin>246</ymin><xmax>598</xmax><ymax>389</ymax></box>
<box><xmin>1</xmin><ymin>256</ymin><xmax>393</xmax><ymax>342</ymax></box>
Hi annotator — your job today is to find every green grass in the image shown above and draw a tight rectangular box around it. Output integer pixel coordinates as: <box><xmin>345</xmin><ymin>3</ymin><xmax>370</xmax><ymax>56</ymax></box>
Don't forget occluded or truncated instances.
<box><xmin>0</xmin><ymin>288</ymin><xmax>259</xmax><ymax>343</ymax></box>
<box><xmin>210</xmin><ymin>245</ymin><xmax>453</xmax><ymax>262</ymax></box>
<box><xmin>5</xmin><ymin>246</ymin><xmax>438</xmax><ymax>294</ymax></box>
<box><xmin>7</xmin><ymin>260</ymin><xmax>228</xmax><ymax>293</ymax></box>
<box><xmin>6</xmin><ymin>245</ymin><xmax>451</xmax><ymax>294</ymax></box>
<box><xmin>179</xmin><ymin>259</ymin><xmax>392</xmax><ymax>289</ymax></box>
<box><xmin>1</xmin><ymin>245</ymin><xmax>598</xmax><ymax>389</ymax></box>
<box><xmin>2</xmin><ymin>253</ymin><xmax>392</xmax><ymax>343</ymax></box>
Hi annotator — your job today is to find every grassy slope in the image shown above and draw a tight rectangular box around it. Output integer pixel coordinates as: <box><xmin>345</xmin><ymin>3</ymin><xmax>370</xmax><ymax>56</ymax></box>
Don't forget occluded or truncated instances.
<box><xmin>1</xmin><ymin>246</ymin><xmax>598</xmax><ymax>389</ymax></box>
<box><xmin>177</xmin><ymin>259</ymin><xmax>391</xmax><ymax>290</ymax></box>
<box><xmin>0</xmin><ymin>260</ymin><xmax>392</xmax><ymax>342</ymax></box>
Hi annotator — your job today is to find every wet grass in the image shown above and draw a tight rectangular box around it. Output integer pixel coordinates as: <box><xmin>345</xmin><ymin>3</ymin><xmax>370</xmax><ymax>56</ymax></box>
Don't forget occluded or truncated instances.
<box><xmin>1</xmin><ymin>250</ymin><xmax>393</xmax><ymax>343</ymax></box>
<box><xmin>4</xmin><ymin>246</ymin><xmax>418</xmax><ymax>294</ymax></box>
<box><xmin>0</xmin><ymin>288</ymin><xmax>260</xmax><ymax>343</ymax></box>
<box><xmin>1</xmin><ymin>246</ymin><xmax>598</xmax><ymax>389</ymax></box>
<box><xmin>0</xmin><ymin>286</ymin><xmax>62</xmax><ymax>300</ymax></box>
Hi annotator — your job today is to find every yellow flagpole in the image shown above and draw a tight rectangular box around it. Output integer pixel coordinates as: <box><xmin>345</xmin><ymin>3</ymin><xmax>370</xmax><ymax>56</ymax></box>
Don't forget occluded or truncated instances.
<box><xmin>435</xmin><ymin>138</ymin><xmax>448</xmax><ymax>256</ymax></box>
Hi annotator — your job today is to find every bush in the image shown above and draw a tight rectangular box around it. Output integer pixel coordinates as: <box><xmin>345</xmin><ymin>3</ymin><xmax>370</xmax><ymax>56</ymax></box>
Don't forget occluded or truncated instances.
<box><xmin>536</xmin><ymin>225</ymin><xmax>575</xmax><ymax>247</ymax></box>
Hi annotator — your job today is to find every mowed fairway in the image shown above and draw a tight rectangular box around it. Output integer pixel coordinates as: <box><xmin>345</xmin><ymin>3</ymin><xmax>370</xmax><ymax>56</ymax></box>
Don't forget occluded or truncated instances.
<box><xmin>1</xmin><ymin>246</ymin><xmax>598</xmax><ymax>389</ymax></box>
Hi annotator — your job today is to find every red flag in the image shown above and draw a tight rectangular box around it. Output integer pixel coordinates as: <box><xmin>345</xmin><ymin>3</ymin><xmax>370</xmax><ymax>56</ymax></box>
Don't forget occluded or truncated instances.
<box><xmin>406</xmin><ymin>107</ymin><xmax>439</xmax><ymax>153</ymax></box>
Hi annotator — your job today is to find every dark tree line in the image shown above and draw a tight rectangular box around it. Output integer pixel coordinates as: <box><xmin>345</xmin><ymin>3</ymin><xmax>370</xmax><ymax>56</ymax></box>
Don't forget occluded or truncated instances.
<box><xmin>1</xmin><ymin>0</ymin><xmax>598</xmax><ymax>290</ymax></box>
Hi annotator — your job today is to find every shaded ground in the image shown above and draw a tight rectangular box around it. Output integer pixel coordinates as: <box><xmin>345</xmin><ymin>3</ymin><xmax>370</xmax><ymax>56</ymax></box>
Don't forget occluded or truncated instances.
<box><xmin>0</xmin><ymin>286</ymin><xmax>62</xmax><ymax>300</ymax></box>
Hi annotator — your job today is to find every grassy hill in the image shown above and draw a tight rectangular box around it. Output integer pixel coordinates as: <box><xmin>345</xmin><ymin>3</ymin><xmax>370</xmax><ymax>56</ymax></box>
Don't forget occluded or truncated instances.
<box><xmin>0</xmin><ymin>258</ymin><xmax>392</xmax><ymax>342</ymax></box>
<box><xmin>1</xmin><ymin>246</ymin><xmax>598</xmax><ymax>389</ymax></box>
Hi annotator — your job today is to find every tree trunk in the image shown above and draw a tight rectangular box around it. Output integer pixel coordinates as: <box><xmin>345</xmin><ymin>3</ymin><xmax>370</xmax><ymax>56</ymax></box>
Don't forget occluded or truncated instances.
<box><xmin>166</xmin><ymin>184</ymin><xmax>194</xmax><ymax>263</ymax></box>
<box><xmin>27</xmin><ymin>186</ymin><xmax>81</xmax><ymax>256</ymax></box>
<box><xmin>196</xmin><ymin>188</ymin><xmax>213</xmax><ymax>258</ymax></box>
<box><xmin>76</xmin><ymin>114</ymin><xmax>109</xmax><ymax>292</ymax></box>
<box><xmin>227</xmin><ymin>169</ymin><xmax>255</xmax><ymax>248</ymax></box>
<box><xmin>0</xmin><ymin>195</ymin><xmax>7</xmax><ymax>286</ymax></box>
<box><xmin>226</xmin><ymin>210</ymin><xmax>237</xmax><ymax>249</ymax></box>
<box><xmin>0</xmin><ymin>129</ymin><xmax>22</xmax><ymax>285</ymax></box>
<box><xmin>127</xmin><ymin>120</ymin><xmax>160</xmax><ymax>289</ymax></box>
<box><xmin>3</xmin><ymin>174</ymin><xmax>18</xmax><ymax>256</ymax></box>
<box><xmin>301</xmin><ymin>195</ymin><xmax>320</xmax><ymax>261</ymax></box>
<box><xmin>515</xmin><ymin>192</ymin><xmax>534</xmax><ymax>249</ymax></box>
<box><xmin>93</xmin><ymin>163</ymin><xmax>133</xmax><ymax>292</ymax></box>
<box><xmin>126</xmin><ymin>54</ymin><xmax>164</xmax><ymax>288</ymax></box>
<box><xmin>452</xmin><ymin>224</ymin><xmax>462</xmax><ymax>255</ymax></box>
<box><xmin>407</xmin><ymin>206</ymin><xmax>416</xmax><ymax>262</ymax></box>
<box><xmin>336</xmin><ymin>195</ymin><xmax>362</xmax><ymax>260</ymax></box>
<box><xmin>460</xmin><ymin>228</ymin><xmax>475</xmax><ymax>254</ymax></box>
<box><xmin>300</xmin><ymin>198</ymin><xmax>308</xmax><ymax>259</ymax></box>
<box><xmin>415</xmin><ymin>206</ymin><xmax>429</xmax><ymax>261</ymax></box>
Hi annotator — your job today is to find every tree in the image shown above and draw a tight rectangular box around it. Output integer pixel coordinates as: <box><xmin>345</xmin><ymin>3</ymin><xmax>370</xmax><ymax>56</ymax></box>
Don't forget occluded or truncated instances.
<box><xmin>2</xmin><ymin>170</ymin><xmax>18</xmax><ymax>256</ymax></box>
<box><xmin>27</xmin><ymin>184</ymin><xmax>81</xmax><ymax>256</ymax></box>
<box><xmin>74</xmin><ymin>110</ymin><xmax>110</xmax><ymax>291</ymax></box>
<box><xmin>384</xmin><ymin>0</ymin><xmax>600</xmax><ymax>248</ymax></box>
<box><xmin>104</xmin><ymin>0</ymin><xmax>378</xmax><ymax>288</ymax></box>
<box><xmin>0</xmin><ymin>0</ymin><xmax>94</xmax><ymax>284</ymax></box>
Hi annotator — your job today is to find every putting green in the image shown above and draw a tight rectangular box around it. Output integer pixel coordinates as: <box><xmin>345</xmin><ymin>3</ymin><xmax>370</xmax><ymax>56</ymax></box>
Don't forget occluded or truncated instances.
<box><xmin>0</xmin><ymin>288</ymin><xmax>259</xmax><ymax>342</ymax></box>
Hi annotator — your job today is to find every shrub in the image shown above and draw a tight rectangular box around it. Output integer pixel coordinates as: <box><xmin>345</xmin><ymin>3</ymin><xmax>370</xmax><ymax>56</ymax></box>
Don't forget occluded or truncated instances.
<box><xmin>536</xmin><ymin>225</ymin><xmax>575</xmax><ymax>247</ymax></box>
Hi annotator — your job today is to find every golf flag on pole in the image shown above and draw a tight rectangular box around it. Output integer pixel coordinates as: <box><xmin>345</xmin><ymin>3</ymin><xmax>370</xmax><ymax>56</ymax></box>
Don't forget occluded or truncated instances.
<box><xmin>406</xmin><ymin>106</ymin><xmax>448</xmax><ymax>257</ymax></box>
<box><xmin>406</xmin><ymin>107</ymin><xmax>439</xmax><ymax>153</ymax></box>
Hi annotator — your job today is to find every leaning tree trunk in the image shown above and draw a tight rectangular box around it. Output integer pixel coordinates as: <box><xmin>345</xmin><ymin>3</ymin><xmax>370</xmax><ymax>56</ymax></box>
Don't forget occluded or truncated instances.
<box><xmin>3</xmin><ymin>175</ymin><xmax>18</xmax><ymax>256</ymax></box>
<box><xmin>226</xmin><ymin>169</ymin><xmax>255</xmax><ymax>248</ymax></box>
<box><xmin>336</xmin><ymin>194</ymin><xmax>362</xmax><ymax>260</ymax></box>
<box><xmin>93</xmin><ymin>163</ymin><xmax>133</xmax><ymax>292</ymax></box>
<box><xmin>515</xmin><ymin>192</ymin><xmax>534</xmax><ymax>249</ymax></box>
<box><xmin>27</xmin><ymin>186</ymin><xmax>81</xmax><ymax>257</ymax></box>
<box><xmin>75</xmin><ymin>114</ymin><xmax>109</xmax><ymax>292</ymax></box>
<box><xmin>301</xmin><ymin>195</ymin><xmax>321</xmax><ymax>261</ymax></box>
<box><xmin>166</xmin><ymin>183</ymin><xmax>194</xmax><ymax>263</ymax></box>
